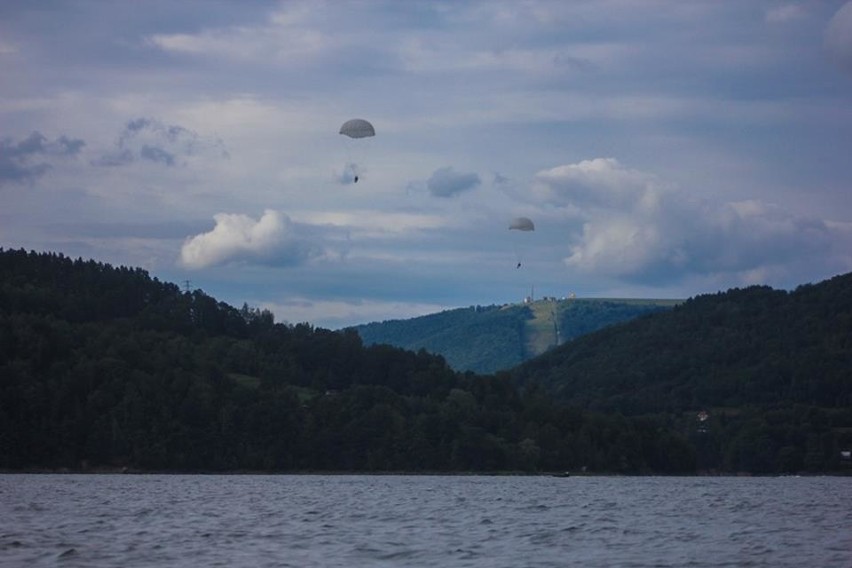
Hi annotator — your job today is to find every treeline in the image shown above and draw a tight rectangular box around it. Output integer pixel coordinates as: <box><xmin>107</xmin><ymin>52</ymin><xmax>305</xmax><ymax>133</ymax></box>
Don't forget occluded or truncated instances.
<box><xmin>0</xmin><ymin>249</ymin><xmax>695</xmax><ymax>473</ymax></box>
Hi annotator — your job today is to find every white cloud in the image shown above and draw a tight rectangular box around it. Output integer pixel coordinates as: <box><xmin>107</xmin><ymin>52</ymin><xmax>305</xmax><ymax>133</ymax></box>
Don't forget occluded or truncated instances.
<box><xmin>531</xmin><ymin>158</ymin><xmax>667</xmax><ymax>212</ymax></box>
<box><xmin>146</xmin><ymin>4</ymin><xmax>336</xmax><ymax>65</ymax></box>
<box><xmin>180</xmin><ymin>209</ymin><xmax>322</xmax><ymax>269</ymax></box>
<box><xmin>148</xmin><ymin>28</ymin><xmax>330</xmax><ymax>64</ymax></box>
<box><xmin>531</xmin><ymin>158</ymin><xmax>851</xmax><ymax>285</ymax></box>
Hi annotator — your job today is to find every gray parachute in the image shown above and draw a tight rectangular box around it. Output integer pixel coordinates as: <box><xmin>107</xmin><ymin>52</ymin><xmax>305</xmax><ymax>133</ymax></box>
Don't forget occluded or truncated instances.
<box><xmin>339</xmin><ymin>119</ymin><xmax>375</xmax><ymax>139</ymax></box>
<box><xmin>509</xmin><ymin>217</ymin><xmax>535</xmax><ymax>231</ymax></box>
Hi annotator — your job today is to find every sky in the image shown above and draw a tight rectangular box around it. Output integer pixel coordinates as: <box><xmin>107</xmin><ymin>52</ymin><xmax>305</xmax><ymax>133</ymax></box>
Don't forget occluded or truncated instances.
<box><xmin>2</xmin><ymin>1</ymin><xmax>852</xmax><ymax>329</ymax></box>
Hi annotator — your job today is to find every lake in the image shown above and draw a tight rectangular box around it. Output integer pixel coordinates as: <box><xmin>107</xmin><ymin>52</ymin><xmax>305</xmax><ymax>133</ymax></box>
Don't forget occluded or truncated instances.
<box><xmin>1</xmin><ymin>474</ymin><xmax>849</xmax><ymax>567</ymax></box>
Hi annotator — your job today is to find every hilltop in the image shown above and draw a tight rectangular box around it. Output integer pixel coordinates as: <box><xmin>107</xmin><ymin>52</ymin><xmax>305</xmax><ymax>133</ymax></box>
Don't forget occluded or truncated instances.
<box><xmin>353</xmin><ymin>297</ymin><xmax>679</xmax><ymax>374</ymax></box>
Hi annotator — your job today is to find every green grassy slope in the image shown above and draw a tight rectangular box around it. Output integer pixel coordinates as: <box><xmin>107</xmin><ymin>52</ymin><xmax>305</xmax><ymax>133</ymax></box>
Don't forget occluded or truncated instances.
<box><xmin>354</xmin><ymin>298</ymin><xmax>678</xmax><ymax>373</ymax></box>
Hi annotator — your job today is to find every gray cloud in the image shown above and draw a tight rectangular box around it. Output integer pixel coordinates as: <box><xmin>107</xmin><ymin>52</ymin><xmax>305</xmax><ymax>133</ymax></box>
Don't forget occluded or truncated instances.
<box><xmin>493</xmin><ymin>172</ymin><xmax>510</xmax><ymax>186</ymax></box>
<box><xmin>140</xmin><ymin>145</ymin><xmax>176</xmax><ymax>166</ymax></box>
<box><xmin>427</xmin><ymin>166</ymin><xmax>481</xmax><ymax>198</ymax></box>
<box><xmin>93</xmin><ymin>117</ymin><xmax>228</xmax><ymax>168</ymax></box>
<box><xmin>0</xmin><ymin>131</ymin><xmax>85</xmax><ymax>186</ymax></box>
<box><xmin>91</xmin><ymin>149</ymin><xmax>134</xmax><ymax>167</ymax></box>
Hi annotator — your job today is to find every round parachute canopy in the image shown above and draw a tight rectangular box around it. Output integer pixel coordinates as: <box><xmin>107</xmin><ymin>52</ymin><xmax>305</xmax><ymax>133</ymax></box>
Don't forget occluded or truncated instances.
<box><xmin>509</xmin><ymin>217</ymin><xmax>535</xmax><ymax>231</ymax></box>
<box><xmin>339</xmin><ymin>119</ymin><xmax>375</xmax><ymax>139</ymax></box>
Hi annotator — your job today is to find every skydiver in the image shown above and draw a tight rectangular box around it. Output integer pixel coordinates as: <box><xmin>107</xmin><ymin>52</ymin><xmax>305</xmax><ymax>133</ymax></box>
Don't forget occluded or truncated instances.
<box><xmin>517</xmin><ymin>262</ymin><xmax>522</xmax><ymax>269</ymax></box>
<box><xmin>354</xmin><ymin>175</ymin><xmax>359</xmax><ymax>183</ymax></box>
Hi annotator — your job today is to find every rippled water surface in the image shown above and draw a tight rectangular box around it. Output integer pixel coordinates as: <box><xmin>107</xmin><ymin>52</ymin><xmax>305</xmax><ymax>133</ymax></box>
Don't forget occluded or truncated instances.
<box><xmin>1</xmin><ymin>474</ymin><xmax>850</xmax><ymax>567</ymax></box>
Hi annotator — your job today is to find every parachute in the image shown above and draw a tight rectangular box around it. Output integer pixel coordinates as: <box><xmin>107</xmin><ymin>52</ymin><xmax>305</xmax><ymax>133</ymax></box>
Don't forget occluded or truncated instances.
<box><xmin>509</xmin><ymin>217</ymin><xmax>535</xmax><ymax>231</ymax></box>
<box><xmin>339</xmin><ymin>119</ymin><xmax>375</xmax><ymax>139</ymax></box>
<box><xmin>339</xmin><ymin>119</ymin><xmax>375</xmax><ymax>183</ymax></box>
<box><xmin>509</xmin><ymin>217</ymin><xmax>535</xmax><ymax>268</ymax></box>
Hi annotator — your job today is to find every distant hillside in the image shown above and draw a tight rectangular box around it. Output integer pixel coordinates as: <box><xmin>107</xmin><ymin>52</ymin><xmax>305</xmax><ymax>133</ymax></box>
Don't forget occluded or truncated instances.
<box><xmin>353</xmin><ymin>298</ymin><xmax>678</xmax><ymax>373</ymax></box>
<box><xmin>512</xmin><ymin>277</ymin><xmax>852</xmax><ymax>472</ymax></box>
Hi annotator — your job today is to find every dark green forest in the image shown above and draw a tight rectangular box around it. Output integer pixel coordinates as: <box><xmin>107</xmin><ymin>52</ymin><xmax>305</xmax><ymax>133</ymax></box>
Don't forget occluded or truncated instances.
<box><xmin>512</xmin><ymin>280</ymin><xmax>852</xmax><ymax>473</ymax></box>
<box><xmin>1</xmin><ymin>248</ymin><xmax>850</xmax><ymax>474</ymax></box>
<box><xmin>354</xmin><ymin>299</ymin><xmax>674</xmax><ymax>373</ymax></box>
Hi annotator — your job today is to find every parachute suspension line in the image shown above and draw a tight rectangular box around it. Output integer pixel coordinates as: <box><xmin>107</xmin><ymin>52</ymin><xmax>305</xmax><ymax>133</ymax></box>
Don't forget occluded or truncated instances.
<box><xmin>512</xmin><ymin>240</ymin><xmax>523</xmax><ymax>268</ymax></box>
<box><xmin>341</xmin><ymin>137</ymin><xmax>358</xmax><ymax>183</ymax></box>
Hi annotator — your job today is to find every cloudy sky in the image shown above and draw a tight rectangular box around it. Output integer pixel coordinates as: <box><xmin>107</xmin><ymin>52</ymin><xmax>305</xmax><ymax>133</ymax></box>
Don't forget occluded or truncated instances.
<box><xmin>3</xmin><ymin>1</ymin><xmax>852</xmax><ymax>329</ymax></box>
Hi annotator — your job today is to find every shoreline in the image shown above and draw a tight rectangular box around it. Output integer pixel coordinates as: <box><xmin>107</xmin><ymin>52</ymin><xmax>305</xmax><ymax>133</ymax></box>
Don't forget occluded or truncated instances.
<box><xmin>1</xmin><ymin>467</ymin><xmax>847</xmax><ymax>477</ymax></box>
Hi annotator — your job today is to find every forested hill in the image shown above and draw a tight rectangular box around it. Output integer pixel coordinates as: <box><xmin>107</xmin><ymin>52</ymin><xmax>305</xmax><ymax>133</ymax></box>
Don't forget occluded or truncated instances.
<box><xmin>353</xmin><ymin>298</ymin><xmax>677</xmax><ymax>373</ymax></box>
<box><xmin>0</xmin><ymin>248</ymin><xmax>700</xmax><ymax>474</ymax></box>
<box><xmin>2</xmin><ymin>248</ymin><xmax>850</xmax><ymax>474</ymax></box>
<box><xmin>513</xmin><ymin>276</ymin><xmax>852</xmax><ymax>414</ymax></box>
<box><xmin>512</xmin><ymin>276</ymin><xmax>852</xmax><ymax>473</ymax></box>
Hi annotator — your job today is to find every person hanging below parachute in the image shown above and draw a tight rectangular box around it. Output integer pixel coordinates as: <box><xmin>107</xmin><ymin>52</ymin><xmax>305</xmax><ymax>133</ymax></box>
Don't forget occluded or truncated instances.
<box><xmin>339</xmin><ymin>118</ymin><xmax>375</xmax><ymax>183</ymax></box>
<box><xmin>509</xmin><ymin>217</ymin><xmax>535</xmax><ymax>268</ymax></box>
